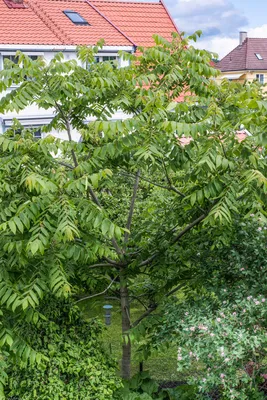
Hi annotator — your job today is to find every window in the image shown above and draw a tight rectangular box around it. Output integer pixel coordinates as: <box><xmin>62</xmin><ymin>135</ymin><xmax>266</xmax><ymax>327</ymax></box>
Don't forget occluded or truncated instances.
<box><xmin>4</xmin><ymin>125</ymin><xmax>43</xmax><ymax>140</ymax></box>
<box><xmin>3</xmin><ymin>55</ymin><xmax>19</xmax><ymax>65</ymax></box>
<box><xmin>256</xmin><ymin>74</ymin><xmax>264</xmax><ymax>84</ymax></box>
<box><xmin>255</xmin><ymin>53</ymin><xmax>263</xmax><ymax>60</ymax></box>
<box><xmin>2</xmin><ymin>54</ymin><xmax>39</xmax><ymax>69</ymax></box>
<box><xmin>33</xmin><ymin>129</ymin><xmax>42</xmax><ymax>140</ymax></box>
<box><xmin>102</xmin><ymin>56</ymin><xmax>117</xmax><ymax>62</ymax></box>
<box><xmin>95</xmin><ymin>56</ymin><xmax>117</xmax><ymax>63</ymax></box>
<box><xmin>86</xmin><ymin>55</ymin><xmax>118</xmax><ymax>70</ymax></box>
<box><xmin>63</xmin><ymin>10</ymin><xmax>89</xmax><ymax>25</ymax></box>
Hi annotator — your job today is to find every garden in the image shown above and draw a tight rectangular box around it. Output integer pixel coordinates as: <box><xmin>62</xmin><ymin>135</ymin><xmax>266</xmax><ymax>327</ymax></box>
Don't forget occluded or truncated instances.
<box><xmin>0</xmin><ymin>32</ymin><xmax>266</xmax><ymax>399</ymax></box>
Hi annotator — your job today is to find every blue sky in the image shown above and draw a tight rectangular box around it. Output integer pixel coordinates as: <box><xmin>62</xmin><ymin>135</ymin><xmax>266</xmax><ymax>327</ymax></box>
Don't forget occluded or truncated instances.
<box><xmin>163</xmin><ymin>0</ymin><xmax>267</xmax><ymax>58</ymax></box>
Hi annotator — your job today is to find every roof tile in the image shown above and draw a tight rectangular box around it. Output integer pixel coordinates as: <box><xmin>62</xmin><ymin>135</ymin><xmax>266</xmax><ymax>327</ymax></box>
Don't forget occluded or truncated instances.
<box><xmin>217</xmin><ymin>38</ymin><xmax>267</xmax><ymax>72</ymax></box>
<box><xmin>0</xmin><ymin>0</ymin><xmax>178</xmax><ymax>47</ymax></box>
<box><xmin>91</xmin><ymin>0</ymin><xmax>178</xmax><ymax>47</ymax></box>
<box><xmin>0</xmin><ymin>0</ymin><xmax>61</xmax><ymax>44</ymax></box>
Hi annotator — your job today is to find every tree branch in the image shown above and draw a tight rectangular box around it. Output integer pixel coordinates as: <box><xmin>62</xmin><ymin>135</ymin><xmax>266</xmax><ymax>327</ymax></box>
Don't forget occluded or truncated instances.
<box><xmin>104</xmin><ymin>257</ymin><xmax>124</xmax><ymax>266</ymax></box>
<box><xmin>75</xmin><ymin>277</ymin><xmax>118</xmax><ymax>303</ymax></box>
<box><xmin>166</xmin><ymin>283</ymin><xmax>184</xmax><ymax>297</ymax></box>
<box><xmin>139</xmin><ymin>254</ymin><xmax>158</xmax><ymax>267</ymax></box>
<box><xmin>171</xmin><ymin>213</ymin><xmax>206</xmax><ymax>244</ymax></box>
<box><xmin>124</xmin><ymin>170</ymin><xmax>140</xmax><ymax>244</ymax></box>
<box><xmin>87</xmin><ymin>263</ymin><xmax>117</xmax><ymax>269</ymax></box>
<box><xmin>50</xmin><ymin>82</ymin><xmax>123</xmax><ymax>256</ymax></box>
<box><xmin>131</xmin><ymin>284</ymin><xmax>185</xmax><ymax>328</ymax></box>
<box><xmin>138</xmin><ymin>213</ymin><xmax>206</xmax><ymax>268</ymax></box>
<box><xmin>119</xmin><ymin>171</ymin><xmax>171</xmax><ymax>192</ymax></box>
<box><xmin>57</xmin><ymin>161</ymin><xmax>75</xmax><ymax>170</ymax></box>
<box><xmin>120</xmin><ymin>170</ymin><xmax>206</xmax><ymax>213</ymax></box>
<box><xmin>129</xmin><ymin>295</ymin><xmax>148</xmax><ymax>310</ymax></box>
<box><xmin>131</xmin><ymin>303</ymin><xmax>158</xmax><ymax>328</ymax></box>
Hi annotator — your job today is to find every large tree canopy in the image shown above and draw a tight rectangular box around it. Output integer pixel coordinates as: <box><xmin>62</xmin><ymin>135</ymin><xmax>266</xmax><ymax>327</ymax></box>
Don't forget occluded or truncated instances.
<box><xmin>0</xmin><ymin>33</ymin><xmax>266</xmax><ymax>398</ymax></box>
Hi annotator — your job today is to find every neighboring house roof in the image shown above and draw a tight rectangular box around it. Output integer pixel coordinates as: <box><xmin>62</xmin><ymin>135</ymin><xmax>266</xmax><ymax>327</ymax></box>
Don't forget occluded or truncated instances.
<box><xmin>0</xmin><ymin>0</ymin><xmax>178</xmax><ymax>47</ymax></box>
<box><xmin>217</xmin><ymin>38</ymin><xmax>267</xmax><ymax>72</ymax></box>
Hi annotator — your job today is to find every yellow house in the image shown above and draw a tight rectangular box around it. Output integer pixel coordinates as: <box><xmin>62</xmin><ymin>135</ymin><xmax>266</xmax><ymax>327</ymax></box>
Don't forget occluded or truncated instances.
<box><xmin>216</xmin><ymin>32</ymin><xmax>267</xmax><ymax>85</ymax></box>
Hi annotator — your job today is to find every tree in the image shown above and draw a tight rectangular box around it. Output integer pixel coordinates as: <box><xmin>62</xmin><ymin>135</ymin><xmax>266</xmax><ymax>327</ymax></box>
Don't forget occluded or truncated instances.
<box><xmin>0</xmin><ymin>32</ymin><xmax>266</xmax><ymax>390</ymax></box>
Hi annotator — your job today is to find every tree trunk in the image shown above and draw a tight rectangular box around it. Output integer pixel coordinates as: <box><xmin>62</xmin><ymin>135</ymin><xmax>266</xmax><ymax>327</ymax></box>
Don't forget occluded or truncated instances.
<box><xmin>120</xmin><ymin>270</ymin><xmax>131</xmax><ymax>379</ymax></box>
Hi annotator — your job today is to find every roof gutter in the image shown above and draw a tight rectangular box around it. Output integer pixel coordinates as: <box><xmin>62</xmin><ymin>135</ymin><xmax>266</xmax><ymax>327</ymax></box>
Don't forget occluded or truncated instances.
<box><xmin>85</xmin><ymin>0</ymin><xmax>138</xmax><ymax>48</ymax></box>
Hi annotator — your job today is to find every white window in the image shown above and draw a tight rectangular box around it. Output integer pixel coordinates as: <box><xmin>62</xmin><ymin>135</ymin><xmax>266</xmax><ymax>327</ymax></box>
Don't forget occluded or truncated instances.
<box><xmin>255</xmin><ymin>53</ymin><xmax>263</xmax><ymax>60</ymax></box>
<box><xmin>96</xmin><ymin>55</ymin><xmax>117</xmax><ymax>63</ymax></box>
<box><xmin>1</xmin><ymin>54</ymin><xmax>41</xmax><ymax>70</ymax></box>
<box><xmin>256</xmin><ymin>74</ymin><xmax>264</xmax><ymax>84</ymax></box>
<box><xmin>6</xmin><ymin>126</ymin><xmax>43</xmax><ymax>140</ymax></box>
<box><xmin>86</xmin><ymin>55</ymin><xmax>119</xmax><ymax>70</ymax></box>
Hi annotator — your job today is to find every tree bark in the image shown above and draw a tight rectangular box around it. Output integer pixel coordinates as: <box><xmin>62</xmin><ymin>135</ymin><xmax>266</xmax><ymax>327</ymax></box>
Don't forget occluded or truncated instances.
<box><xmin>120</xmin><ymin>270</ymin><xmax>131</xmax><ymax>379</ymax></box>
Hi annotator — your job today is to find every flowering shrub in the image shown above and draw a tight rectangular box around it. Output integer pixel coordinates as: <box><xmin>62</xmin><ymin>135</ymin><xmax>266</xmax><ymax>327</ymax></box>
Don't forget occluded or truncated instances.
<box><xmin>174</xmin><ymin>296</ymin><xmax>267</xmax><ymax>399</ymax></box>
<box><xmin>141</xmin><ymin>217</ymin><xmax>267</xmax><ymax>399</ymax></box>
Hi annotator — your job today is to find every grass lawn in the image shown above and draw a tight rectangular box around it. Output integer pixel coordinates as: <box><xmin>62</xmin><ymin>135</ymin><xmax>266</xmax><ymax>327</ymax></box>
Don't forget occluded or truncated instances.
<box><xmin>79</xmin><ymin>296</ymin><xmax>196</xmax><ymax>382</ymax></box>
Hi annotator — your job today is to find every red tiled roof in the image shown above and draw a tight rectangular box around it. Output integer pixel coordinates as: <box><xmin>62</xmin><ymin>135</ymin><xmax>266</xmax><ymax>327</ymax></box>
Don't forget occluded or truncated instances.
<box><xmin>0</xmin><ymin>0</ymin><xmax>62</xmax><ymax>44</ymax></box>
<box><xmin>90</xmin><ymin>0</ymin><xmax>178</xmax><ymax>47</ymax></box>
<box><xmin>30</xmin><ymin>0</ymin><xmax>132</xmax><ymax>45</ymax></box>
<box><xmin>217</xmin><ymin>38</ymin><xmax>267</xmax><ymax>72</ymax></box>
<box><xmin>0</xmin><ymin>0</ymin><xmax>178</xmax><ymax>47</ymax></box>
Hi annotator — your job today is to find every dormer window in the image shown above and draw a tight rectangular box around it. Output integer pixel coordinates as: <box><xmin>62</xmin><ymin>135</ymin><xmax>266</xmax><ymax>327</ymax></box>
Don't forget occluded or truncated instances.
<box><xmin>63</xmin><ymin>10</ymin><xmax>89</xmax><ymax>25</ymax></box>
<box><xmin>255</xmin><ymin>53</ymin><xmax>263</xmax><ymax>60</ymax></box>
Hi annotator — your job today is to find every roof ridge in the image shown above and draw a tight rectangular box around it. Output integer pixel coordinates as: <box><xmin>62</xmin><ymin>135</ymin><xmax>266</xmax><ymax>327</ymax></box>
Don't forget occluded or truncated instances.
<box><xmin>160</xmin><ymin>0</ymin><xmax>180</xmax><ymax>34</ymax></box>
<box><xmin>85</xmin><ymin>0</ymin><xmax>137</xmax><ymax>47</ymax></box>
<box><xmin>27</xmin><ymin>0</ymin><xmax>73</xmax><ymax>45</ymax></box>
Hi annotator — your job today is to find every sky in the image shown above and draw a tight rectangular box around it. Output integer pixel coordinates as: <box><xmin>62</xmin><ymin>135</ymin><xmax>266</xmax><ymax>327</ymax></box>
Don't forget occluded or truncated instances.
<box><xmin>164</xmin><ymin>0</ymin><xmax>267</xmax><ymax>59</ymax></box>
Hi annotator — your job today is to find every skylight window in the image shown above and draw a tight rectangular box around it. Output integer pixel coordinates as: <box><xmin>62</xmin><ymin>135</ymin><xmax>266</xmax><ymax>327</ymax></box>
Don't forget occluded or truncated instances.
<box><xmin>255</xmin><ymin>53</ymin><xmax>263</xmax><ymax>60</ymax></box>
<box><xmin>63</xmin><ymin>10</ymin><xmax>89</xmax><ymax>25</ymax></box>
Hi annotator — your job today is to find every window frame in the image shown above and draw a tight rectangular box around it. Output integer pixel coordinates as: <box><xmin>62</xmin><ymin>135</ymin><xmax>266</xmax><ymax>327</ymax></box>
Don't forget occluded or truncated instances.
<box><xmin>4</xmin><ymin>125</ymin><xmax>43</xmax><ymax>140</ymax></box>
<box><xmin>63</xmin><ymin>10</ymin><xmax>89</xmax><ymax>25</ymax></box>
<box><xmin>0</xmin><ymin>52</ymin><xmax>44</xmax><ymax>70</ymax></box>
<box><xmin>255</xmin><ymin>53</ymin><xmax>263</xmax><ymax>60</ymax></box>
<box><xmin>86</xmin><ymin>54</ymin><xmax>120</xmax><ymax>70</ymax></box>
<box><xmin>256</xmin><ymin>73</ymin><xmax>265</xmax><ymax>84</ymax></box>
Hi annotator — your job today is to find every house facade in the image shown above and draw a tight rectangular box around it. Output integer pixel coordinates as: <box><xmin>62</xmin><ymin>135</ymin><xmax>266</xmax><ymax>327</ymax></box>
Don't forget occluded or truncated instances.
<box><xmin>0</xmin><ymin>0</ymin><xmax>178</xmax><ymax>140</ymax></box>
<box><xmin>216</xmin><ymin>32</ymin><xmax>267</xmax><ymax>86</ymax></box>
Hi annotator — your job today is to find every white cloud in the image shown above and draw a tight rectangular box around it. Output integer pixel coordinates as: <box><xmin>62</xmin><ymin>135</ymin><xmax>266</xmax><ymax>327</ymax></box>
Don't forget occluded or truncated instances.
<box><xmin>165</xmin><ymin>0</ymin><xmax>248</xmax><ymax>38</ymax></box>
<box><xmin>248</xmin><ymin>24</ymin><xmax>267</xmax><ymax>38</ymax></box>
<box><xmin>194</xmin><ymin>37</ymin><xmax>238</xmax><ymax>58</ymax></box>
<box><xmin>193</xmin><ymin>24</ymin><xmax>267</xmax><ymax>59</ymax></box>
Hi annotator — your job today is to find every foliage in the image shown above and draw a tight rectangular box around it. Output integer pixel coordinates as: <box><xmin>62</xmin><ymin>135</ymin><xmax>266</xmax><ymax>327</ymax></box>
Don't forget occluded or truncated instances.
<box><xmin>5</xmin><ymin>298</ymin><xmax>120</xmax><ymax>400</ymax></box>
<box><xmin>114</xmin><ymin>372</ymin><xmax>198</xmax><ymax>400</ymax></box>
<box><xmin>0</xmin><ymin>31</ymin><xmax>266</xmax><ymax>389</ymax></box>
<box><xmin>139</xmin><ymin>217</ymin><xmax>267</xmax><ymax>399</ymax></box>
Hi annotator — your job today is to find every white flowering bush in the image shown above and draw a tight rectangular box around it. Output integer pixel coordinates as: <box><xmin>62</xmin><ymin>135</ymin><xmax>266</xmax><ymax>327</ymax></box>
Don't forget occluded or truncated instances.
<box><xmin>139</xmin><ymin>217</ymin><xmax>267</xmax><ymax>399</ymax></box>
<box><xmin>174</xmin><ymin>295</ymin><xmax>267</xmax><ymax>399</ymax></box>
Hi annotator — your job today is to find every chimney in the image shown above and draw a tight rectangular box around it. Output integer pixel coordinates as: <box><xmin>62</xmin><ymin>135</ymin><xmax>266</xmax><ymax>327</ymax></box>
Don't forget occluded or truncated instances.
<box><xmin>239</xmin><ymin>31</ymin><xmax>247</xmax><ymax>45</ymax></box>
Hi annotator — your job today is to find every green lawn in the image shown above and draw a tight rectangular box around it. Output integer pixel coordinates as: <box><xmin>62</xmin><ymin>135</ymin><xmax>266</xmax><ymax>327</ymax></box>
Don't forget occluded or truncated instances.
<box><xmin>79</xmin><ymin>296</ymin><xmax>193</xmax><ymax>382</ymax></box>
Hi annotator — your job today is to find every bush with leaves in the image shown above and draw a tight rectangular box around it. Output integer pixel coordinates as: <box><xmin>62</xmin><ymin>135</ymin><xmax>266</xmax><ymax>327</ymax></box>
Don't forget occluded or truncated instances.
<box><xmin>114</xmin><ymin>372</ymin><xmax>198</xmax><ymax>400</ymax></box>
<box><xmin>138</xmin><ymin>217</ymin><xmax>267</xmax><ymax>399</ymax></box>
<box><xmin>5</xmin><ymin>298</ymin><xmax>121</xmax><ymax>400</ymax></box>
